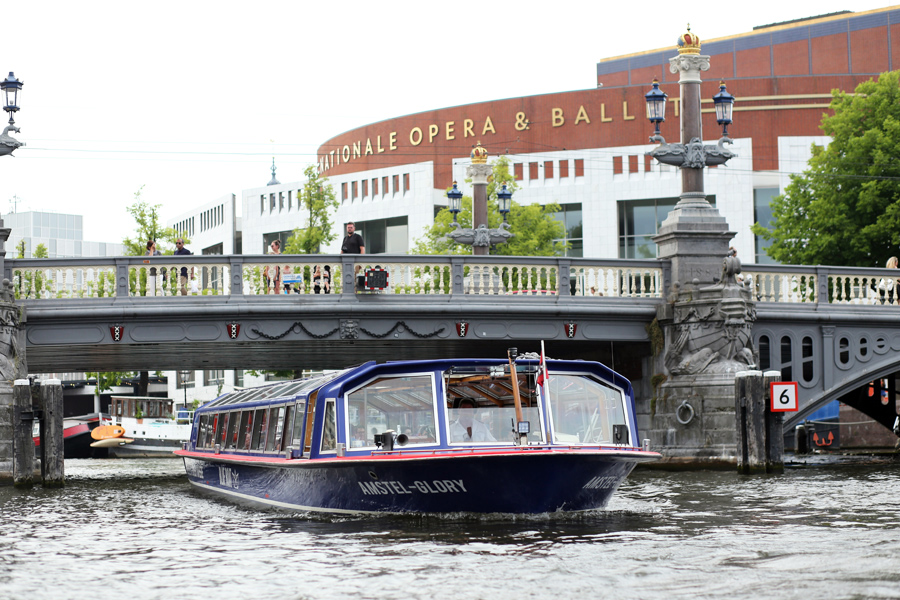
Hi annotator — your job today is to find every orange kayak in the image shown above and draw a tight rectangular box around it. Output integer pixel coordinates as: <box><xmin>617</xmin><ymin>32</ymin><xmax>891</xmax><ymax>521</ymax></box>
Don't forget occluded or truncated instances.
<box><xmin>91</xmin><ymin>425</ymin><xmax>125</xmax><ymax>440</ymax></box>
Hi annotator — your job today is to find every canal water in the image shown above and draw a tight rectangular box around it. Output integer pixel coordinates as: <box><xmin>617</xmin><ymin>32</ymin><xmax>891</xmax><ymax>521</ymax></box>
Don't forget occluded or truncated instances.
<box><xmin>2</xmin><ymin>456</ymin><xmax>899</xmax><ymax>600</ymax></box>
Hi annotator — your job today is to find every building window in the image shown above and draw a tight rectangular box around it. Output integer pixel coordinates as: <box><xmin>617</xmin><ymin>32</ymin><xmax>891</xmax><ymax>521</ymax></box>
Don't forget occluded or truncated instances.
<box><xmin>545</xmin><ymin>161</ymin><xmax>554</xmax><ymax>179</ymax></box>
<box><xmin>574</xmin><ymin>159</ymin><xmax>584</xmax><ymax>177</ymax></box>
<box><xmin>372</xmin><ymin>178</ymin><xmax>378</xmax><ymax>196</ymax></box>
<box><xmin>362</xmin><ymin>180</ymin><xmax>368</xmax><ymax>197</ymax></box>
<box><xmin>352</xmin><ymin>181</ymin><xmax>358</xmax><ymax>199</ymax></box>
<box><xmin>644</xmin><ymin>155</ymin><xmax>653</xmax><ymax>172</ymax></box>
<box><xmin>288</xmin><ymin>190</ymin><xmax>293</xmax><ymax>210</ymax></box>
<box><xmin>270</xmin><ymin>193</ymin><xmax>276</xmax><ymax>211</ymax></box>
<box><xmin>382</xmin><ymin>176</ymin><xmax>389</xmax><ymax>196</ymax></box>
<box><xmin>551</xmin><ymin>203</ymin><xmax>583</xmax><ymax>257</ymax></box>
<box><xmin>613</xmin><ymin>156</ymin><xmax>623</xmax><ymax>175</ymax></box>
<box><xmin>352</xmin><ymin>216</ymin><xmax>408</xmax><ymax>254</ymax></box>
<box><xmin>754</xmin><ymin>188</ymin><xmax>779</xmax><ymax>264</ymax></box>
<box><xmin>514</xmin><ymin>163</ymin><xmax>523</xmax><ymax>180</ymax></box>
<box><xmin>205</xmin><ymin>370</ymin><xmax>225</xmax><ymax>386</ymax></box>
<box><xmin>559</xmin><ymin>160</ymin><xmax>569</xmax><ymax>178</ymax></box>
<box><xmin>393</xmin><ymin>175</ymin><xmax>400</xmax><ymax>194</ymax></box>
<box><xmin>260</xmin><ymin>195</ymin><xmax>265</xmax><ymax>214</ymax></box>
<box><xmin>618</xmin><ymin>196</ymin><xmax>716</xmax><ymax>258</ymax></box>
<box><xmin>176</xmin><ymin>371</ymin><xmax>195</xmax><ymax>390</ymax></box>
<box><xmin>342</xmin><ymin>182</ymin><xmax>348</xmax><ymax>202</ymax></box>
<box><xmin>279</xmin><ymin>192</ymin><xmax>284</xmax><ymax>211</ymax></box>
<box><xmin>404</xmin><ymin>173</ymin><xmax>410</xmax><ymax>192</ymax></box>
<box><xmin>529</xmin><ymin>162</ymin><xmax>539</xmax><ymax>180</ymax></box>
<box><xmin>628</xmin><ymin>155</ymin><xmax>638</xmax><ymax>174</ymax></box>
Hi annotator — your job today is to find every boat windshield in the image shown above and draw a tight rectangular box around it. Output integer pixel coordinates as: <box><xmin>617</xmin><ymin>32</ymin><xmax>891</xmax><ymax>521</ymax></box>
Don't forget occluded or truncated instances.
<box><xmin>345</xmin><ymin>374</ymin><xmax>437</xmax><ymax>448</ymax></box>
<box><xmin>444</xmin><ymin>367</ymin><xmax>543</xmax><ymax>444</ymax></box>
<box><xmin>546</xmin><ymin>374</ymin><xmax>627</xmax><ymax>444</ymax></box>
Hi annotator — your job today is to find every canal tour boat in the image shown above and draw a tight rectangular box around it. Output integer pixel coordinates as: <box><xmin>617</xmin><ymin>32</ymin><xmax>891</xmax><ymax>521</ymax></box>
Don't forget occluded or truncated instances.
<box><xmin>175</xmin><ymin>352</ymin><xmax>660</xmax><ymax>514</ymax></box>
<box><xmin>100</xmin><ymin>396</ymin><xmax>193</xmax><ymax>458</ymax></box>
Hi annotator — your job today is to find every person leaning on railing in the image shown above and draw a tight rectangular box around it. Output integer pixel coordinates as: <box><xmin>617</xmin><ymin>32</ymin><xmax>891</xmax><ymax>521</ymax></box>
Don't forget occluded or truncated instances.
<box><xmin>174</xmin><ymin>238</ymin><xmax>193</xmax><ymax>296</ymax></box>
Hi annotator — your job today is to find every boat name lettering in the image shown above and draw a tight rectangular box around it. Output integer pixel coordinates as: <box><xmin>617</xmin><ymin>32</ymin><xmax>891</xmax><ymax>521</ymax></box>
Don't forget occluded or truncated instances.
<box><xmin>357</xmin><ymin>479</ymin><xmax>468</xmax><ymax>496</ymax></box>
<box><xmin>582</xmin><ymin>475</ymin><xmax>618</xmax><ymax>490</ymax></box>
<box><xmin>218</xmin><ymin>466</ymin><xmax>240</xmax><ymax>489</ymax></box>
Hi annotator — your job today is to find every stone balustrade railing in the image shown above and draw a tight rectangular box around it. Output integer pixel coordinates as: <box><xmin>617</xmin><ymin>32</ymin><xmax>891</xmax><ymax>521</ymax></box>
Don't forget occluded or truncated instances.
<box><xmin>743</xmin><ymin>264</ymin><xmax>900</xmax><ymax>305</ymax></box>
<box><xmin>4</xmin><ymin>255</ymin><xmax>666</xmax><ymax>300</ymax></box>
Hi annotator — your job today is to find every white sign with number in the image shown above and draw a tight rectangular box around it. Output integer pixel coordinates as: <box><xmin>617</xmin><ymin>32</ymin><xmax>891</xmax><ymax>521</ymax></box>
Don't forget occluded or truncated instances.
<box><xmin>770</xmin><ymin>382</ymin><xmax>799</xmax><ymax>412</ymax></box>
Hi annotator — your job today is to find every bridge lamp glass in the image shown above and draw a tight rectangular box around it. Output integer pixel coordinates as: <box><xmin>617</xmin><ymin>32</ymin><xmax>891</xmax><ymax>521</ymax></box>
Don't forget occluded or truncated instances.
<box><xmin>497</xmin><ymin>184</ymin><xmax>512</xmax><ymax>222</ymax></box>
<box><xmin>1</xmin><ymin>72</ymin><xmax>22</xmax><ymax>124</ymax></box>
<box><xmin>447</xmin><ymin>181</ymin><xmax>463</xmax><ymax>222</ymax></box>
<box><xmin>712</xmin><ymin>81</ymin><xmax>735</xmax><ymax>137</ymax></box>
<box><xmin>644</xmin><ymin>79</ymin><xmax>667</xmax><ymax>135</ymax></box>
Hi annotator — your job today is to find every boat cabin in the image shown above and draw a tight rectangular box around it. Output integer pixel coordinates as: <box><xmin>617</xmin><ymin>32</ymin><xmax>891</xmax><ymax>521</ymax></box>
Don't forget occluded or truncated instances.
<box><xmin>189</xmin><ymin>358</ymin><xmax>639</xmax><ymax>459</ymax></box>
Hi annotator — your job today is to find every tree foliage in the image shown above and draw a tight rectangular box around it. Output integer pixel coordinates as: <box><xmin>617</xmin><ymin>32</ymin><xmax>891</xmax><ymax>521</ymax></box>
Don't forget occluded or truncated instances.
<box><xmin>285</xmin><ymin>166</ymin><xmax>339</xmax><ymax>254</ymax></box>
<box><xmin>86</xmin><ymin>371</ymin><xmax>133</xmax><ymax>396</ymax></box>
<box><xmin>411</xmin><ymin>156</ymin><xmax>567</xmax><ymax>256</ymax></box>
<box><xmin>122</xmin><ymin>186</ymin><xmax>187</xmax><ymax>256</ymax></box>
<box><xmin>752</xmin><ymin>71</ymin><xmax>900</xmax><ymax>267</ymax></box>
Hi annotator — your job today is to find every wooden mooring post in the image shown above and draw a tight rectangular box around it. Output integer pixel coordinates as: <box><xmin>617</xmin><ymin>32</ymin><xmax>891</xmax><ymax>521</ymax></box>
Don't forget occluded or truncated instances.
<box><xmin>39</xmin><ymin>379</ymin><xmax>64</xmax><ymax>487</ymax></box>
<box><xmin>12</xmin><ymin>379</ymin><xmax>34</xmax><ymax>487</ymax></box>
<box><xmin>735</xmin><ymin>370</ymin><xmax>784</xmax><ymax>474</ymax></box>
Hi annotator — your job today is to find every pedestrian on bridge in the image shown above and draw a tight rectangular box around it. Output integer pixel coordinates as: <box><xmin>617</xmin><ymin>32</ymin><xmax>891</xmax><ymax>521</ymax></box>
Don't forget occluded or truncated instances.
<box><xmin>174</xmin><ymin>238</ymin><xmax>193</xmax><ymax>296</ymax></box>
<box><xmin>146</xmin><ymin>240</ymin><xmax>162</xmax><ymax>296</ymax></box>
<box><xmin>265</xmin><ymin>239</ymin><xmax>281</xmax><ymax>294</ymax></box>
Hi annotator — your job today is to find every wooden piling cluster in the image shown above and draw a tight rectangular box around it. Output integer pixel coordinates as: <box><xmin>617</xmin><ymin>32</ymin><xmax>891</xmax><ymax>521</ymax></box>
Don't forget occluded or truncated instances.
<box><xmin>11</xmin><ymin>379</ymin><xmax>64</xmax><ymax>488</ymax></box>
<box><xmin>734</xmin><ymin>370</ymin><xmax>784</xmax><ymax>474</ymax></box>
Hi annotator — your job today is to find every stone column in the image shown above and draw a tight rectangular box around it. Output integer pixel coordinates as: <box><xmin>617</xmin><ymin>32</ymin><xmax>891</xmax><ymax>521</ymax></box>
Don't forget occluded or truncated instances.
<box><xmin>0</xmin><ymin>275</ymin><xmax>28</xmax><ymax>483</ymax></box>
<box><xmin>648</xmin><ymin>30</ymin><xmax>757</xmax><ymax>465</ymax></box>
<box><xmin>465</xmin><ymin>143</ymin><xmax>493</xmax><ymax>257</ymax></box>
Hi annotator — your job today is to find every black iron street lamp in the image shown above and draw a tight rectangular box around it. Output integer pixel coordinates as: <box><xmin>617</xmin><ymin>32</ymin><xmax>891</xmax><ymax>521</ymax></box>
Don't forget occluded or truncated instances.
<box><xmin>497</xmin><ymin>184</ymin><xmax>512</xmax><ymax>223</ymax></box>
<box><xmin>179</xmin><ymin>370</ymin><xmax>192</xmax><ymax>406</ymax></box>
<box><xmin>0</xmin><ymin>71</ymin><xmax>24</xmax><ymax>156</ymax></box>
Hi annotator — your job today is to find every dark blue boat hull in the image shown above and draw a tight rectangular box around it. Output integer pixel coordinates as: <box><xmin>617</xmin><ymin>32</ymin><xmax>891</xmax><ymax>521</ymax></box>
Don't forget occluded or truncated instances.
<box><xmin>179</xmin><ymin>450</ymin><xmax>648</xmax><ymax>514</ymax></box>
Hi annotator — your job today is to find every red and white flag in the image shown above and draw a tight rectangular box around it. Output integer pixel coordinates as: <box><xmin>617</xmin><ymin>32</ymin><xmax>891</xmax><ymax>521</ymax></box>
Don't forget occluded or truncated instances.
<box><xmin>536</xmin><ymin>340</ymin><xmax>549</xmax><ymax>388</ymax></box>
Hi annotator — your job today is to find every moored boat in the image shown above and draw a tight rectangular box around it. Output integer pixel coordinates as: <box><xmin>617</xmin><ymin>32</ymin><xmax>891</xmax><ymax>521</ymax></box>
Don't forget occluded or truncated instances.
<box><xmin>176</xmin><ymin>352</ymin><xmax>660</xmax><ymax>514</ymax></box>
<box><xmin>33</xmin><ymin>412</ymin><xmax>108</xmax><ymax>459</ymax></box>
<box><xmin>105</xmin><ymin>396</ymin><xmax>192</xmax><ymax>458</ymax></box>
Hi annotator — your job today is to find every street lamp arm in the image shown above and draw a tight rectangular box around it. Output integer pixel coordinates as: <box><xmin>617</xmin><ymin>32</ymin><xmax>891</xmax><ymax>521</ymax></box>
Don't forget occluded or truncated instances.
<box><xmin>0</xmin><ymin>125</ymin><xmax>24</xmax><ymax>157</ymax></box>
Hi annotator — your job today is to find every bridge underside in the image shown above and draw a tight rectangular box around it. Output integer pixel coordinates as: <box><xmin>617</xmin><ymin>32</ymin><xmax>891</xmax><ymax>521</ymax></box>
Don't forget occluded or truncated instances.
<box><xmin>26</xmin><ymin>338</ymin><xmax>650</xmax><ymax>381</ymax></box>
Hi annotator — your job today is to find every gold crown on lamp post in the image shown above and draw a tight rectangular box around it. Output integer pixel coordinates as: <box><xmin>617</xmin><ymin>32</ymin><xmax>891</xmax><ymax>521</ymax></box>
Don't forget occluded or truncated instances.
<box><xmin>470</xmin><ymin>141</ymin><xmax>488</xmax><ymax>164</ymax></box>
<box><xmin>677</xmin><ymin>25</ymin><xmax>701</xmax><ymax>54</ymax></box>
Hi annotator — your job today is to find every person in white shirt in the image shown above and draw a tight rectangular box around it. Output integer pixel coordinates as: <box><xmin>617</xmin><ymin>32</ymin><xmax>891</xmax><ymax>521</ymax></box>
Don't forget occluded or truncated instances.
<box><xmin>449</xmin><ymin>398</ymin><xmax>496</xmax><ymax>443</ymax></box>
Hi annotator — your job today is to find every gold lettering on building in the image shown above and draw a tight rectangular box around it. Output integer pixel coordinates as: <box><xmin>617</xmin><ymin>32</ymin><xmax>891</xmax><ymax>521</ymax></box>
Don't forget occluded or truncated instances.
<box><xmin>670</xmin><ymin>97</ymin><xmax>680</xmax><ymax>118</ymax></box>
<box><xmin>428</xmin><ymin>124</ymin><xmax>439</xmax><ymax>143</ymax></box>
<box><xmin>552</xmin><ymin>108</ymin><xmax>564</xmax><ymax>127</ymax></box>
<box><xmin>365</xmin><ymin>138</ymin><xmax>373</xmax><ymax>155</ymax></box>
<box><xmin>389</xmin><ymin>131</ymin><xmax>397</xmax><ymax>151</ymax></box>
<box><xmin>464</xmin><ymin>119</ymin><xmax>474</xmax><ymax>137</ymax></box>
<box><xmin>622</xmin><ymin>101</ymin><xmax>635</xmax><ymax>121</ymax></box>
<box><xmin>329</xmin><ymin>150</ymin><xmax>335</xmax><ymax>168</ymax></box>
<box><xmin>377</xmin><ymin>135</ymin><xmax>385</xmax><ymax>153</ymax></box>
<box><xmin>575</xmin><ymin>106</ymin><xmax>590</xmax><ymax>125</ymax></box>
<box><xmin>515</xmin><ymin>112</ymin><xmax>529</xmax><ymax>131</ymax></box>
<box><xmin>352</xmin><ymin>141</ymin><xmax>361</xmax><ymax>159</ymax></box>
<box><xmin>342</xmin><ymin>145</ymin><xmax>350</xmax><ymax>162</ymax></box>
<box><xmin>600</xmin><ymin>104</ymin><xmax>612</xmax><ymax>122</ymax></box>
<box><xmin>410</xmin><ymin>127</ymin><xmax>423</xmax><ymax>146</ymax></box>
<box><xmin>446</xmin><ymin>121</ymin><xmax>455</xmax><ymax>140</ymax></box>
<box><xmin>482</xmin><ymin>116</ymin><xmax>495</xmax><ymax>135</ymax></box>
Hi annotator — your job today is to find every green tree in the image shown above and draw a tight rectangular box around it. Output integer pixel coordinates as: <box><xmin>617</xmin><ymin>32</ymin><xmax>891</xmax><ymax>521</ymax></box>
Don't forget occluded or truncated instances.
<box><xmin>285</xmin><ymin>166</ymin><xmax>338</xmax><ymax>254</ymax></box>
<box><xmin>15</xmin><ymin>239</ymin><xmax>24</xmax><ymax>258</ymax></box>
<box><xmin>122</xmin><ymin>186</ymin><xmax>187</xmax><ymax>256</ymax></box>
<box><xmin>33</xmin><ymin>243</ymin><xmax>48</xmax><ymax>258</ymax></box>
<box><xmin>411</xmin><ymin>156</ymin><xmax>567</xmax><ymax>256</ymax></box>
<box><xmin>752</xmin><ymin>71</ymin><xmax>900</xmax><ymax>266</ymax></box>
<box><xmin>86</xmin><ymin>372</ymin><xmax>133</xmax><ymax>396</ymax></box>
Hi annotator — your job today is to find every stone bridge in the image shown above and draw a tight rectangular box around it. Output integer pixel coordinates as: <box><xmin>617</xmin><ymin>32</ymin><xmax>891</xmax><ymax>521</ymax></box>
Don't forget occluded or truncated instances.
<box><xmin>6</xmin><ymin>255</ymin><xmax>900</xmax><ymax>440</ymax></box>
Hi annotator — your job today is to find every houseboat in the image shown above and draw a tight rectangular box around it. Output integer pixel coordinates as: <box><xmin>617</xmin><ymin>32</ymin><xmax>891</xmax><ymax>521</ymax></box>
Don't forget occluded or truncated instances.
<box><xmin>103</xmin><ymin>396</ymin><xmax>193</xmax><ymax>457</ymax></box>
<box><xmin>176</xmin><ymin>353</ymin><xmax>659</xmax><ymax>514</ymax></box>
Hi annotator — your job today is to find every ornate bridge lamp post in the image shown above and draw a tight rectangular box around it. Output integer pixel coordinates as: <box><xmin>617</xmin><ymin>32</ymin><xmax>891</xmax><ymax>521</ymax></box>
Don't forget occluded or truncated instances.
<box><xmin>445</xmin><ymin>142</ymin><xmax>513</xmax><ymax>253</ymax></box>
<box><xmin>643</xmin><ymin>28</ymin><xmax>756</xmax><ymax>464</ymax></box>
<box><xmin>0</xmin><ymin>72</ymin><xmax>25</xmax><ymax>157</ymax></box>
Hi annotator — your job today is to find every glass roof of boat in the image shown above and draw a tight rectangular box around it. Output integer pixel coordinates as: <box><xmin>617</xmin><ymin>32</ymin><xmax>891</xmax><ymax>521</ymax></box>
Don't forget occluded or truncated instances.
<box><xmin>204</xmin><ymin>369</ymin><xmax>349</xmax><ymax>408</ymax></box>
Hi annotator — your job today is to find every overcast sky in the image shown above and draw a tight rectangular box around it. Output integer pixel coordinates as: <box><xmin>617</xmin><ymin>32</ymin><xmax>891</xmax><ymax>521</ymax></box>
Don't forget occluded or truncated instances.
<box><xmin>0</xmin><ymin>0</ymin><xmax>894</xmax><ymax>244</ymax></box>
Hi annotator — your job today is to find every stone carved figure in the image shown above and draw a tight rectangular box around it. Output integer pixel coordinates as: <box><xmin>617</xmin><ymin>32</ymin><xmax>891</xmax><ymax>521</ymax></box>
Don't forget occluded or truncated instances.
<box><xmin>0</xmin><ymin>280</ymin><xmax>22</xmax><ymax>381</ymax></box>
<box><xmin>340</xmin><ymin>319</ymin><xmax>359</xmax><ymax>340</ymax></box>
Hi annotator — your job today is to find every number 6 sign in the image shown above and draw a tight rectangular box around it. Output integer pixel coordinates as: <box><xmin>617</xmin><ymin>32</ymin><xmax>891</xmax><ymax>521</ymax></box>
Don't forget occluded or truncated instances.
<box><xmin>770</xmin><ymin>382</ymin><xmax>799</xmax><ymax>412</ymax></box>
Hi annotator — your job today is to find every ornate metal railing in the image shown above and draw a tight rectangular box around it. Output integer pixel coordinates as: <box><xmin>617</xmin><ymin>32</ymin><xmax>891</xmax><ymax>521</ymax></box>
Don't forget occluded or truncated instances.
<box><xmin>4</xmin><ymin>255</ymin><xmax>666</xmax><ymax>300</ymax></box>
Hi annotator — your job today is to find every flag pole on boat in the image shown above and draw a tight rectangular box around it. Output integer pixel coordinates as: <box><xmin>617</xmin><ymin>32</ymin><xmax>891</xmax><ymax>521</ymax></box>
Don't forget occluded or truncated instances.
<box><xmin>507</xmin><ymin>347</ymin><xmax>529</xmax><ymax>446</ymax></box>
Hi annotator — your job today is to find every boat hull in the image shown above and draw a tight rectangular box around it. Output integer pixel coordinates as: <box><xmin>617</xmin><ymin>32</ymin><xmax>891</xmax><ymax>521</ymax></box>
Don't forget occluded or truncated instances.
<box><xmin>178</xmin><ymin>449</ymin><xmax>653</xmax><ymax>514</ymax></box>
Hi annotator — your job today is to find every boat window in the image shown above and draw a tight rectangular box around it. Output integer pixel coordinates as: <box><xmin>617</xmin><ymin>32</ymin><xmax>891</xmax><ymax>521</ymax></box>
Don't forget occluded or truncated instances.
<box><xmin>281</xmin><ymin>405</ymin><xmax>294</xmax><ymax>450</ymax></box>
<box><xmin>546</xmin><ymin>374</ymin><xmax>626</xmax><ymax>444</ymax></box>
<box><xmin>225</xmin><ymin>412</ymin><xmax>239</xmax><ymax>449</ymax></box>
<box><xmin>321</xmin><ymin>400</ymin><xmax>337</xmax><ymax>452</ymax></box>
<box><xmin>252</xmin><ymin>409</ymin><xmax>268</xmax><ymax>451</ymax></box>
<box><xmin>346</xmin><ymin>375</ymin><xmax>437</xmax><ymax>448</ymax></box>
<box><xmin>266</xmin><ymin>407</ymin><xmax>284</xmax><ymax>452</ymax></box>
<box><xmin>218</xmin><ymin>413</ymin><xmax>231</xmax><ymax>447</ymax></box>
<box><xmin>198</xmin><ymin>414</ymin><xmax>210</xmax><ymax>448</ymax></box>
<box><xmin>444</xmin><ymin>369</ymin><xmax>544</xmax><ymax>444</ymax></box>
<box><xmin>304</xmin><ymin>392</ymin><xmax>319</xmax><ymax>454</ymax></box>
<box><xmin>212</xmin><ymin>414</ymin><xmax>223</xmax><ymax>447</ymax></box>
<box><xmin>291</xmin><ymin>402</ymin><xmax>306</xmax><ymax>450</ymax></box>
<box><xmin>238</xmin><ymin>411</ymin><xmax>252</xmax><ymax>450</ymax></box>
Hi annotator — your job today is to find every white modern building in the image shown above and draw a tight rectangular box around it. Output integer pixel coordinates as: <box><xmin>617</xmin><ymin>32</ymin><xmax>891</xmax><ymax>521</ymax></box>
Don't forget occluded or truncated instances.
<box><xmin>3</xmin><ymin>210</ymin><xmax>124</xmax><ymax>258</ymax></box>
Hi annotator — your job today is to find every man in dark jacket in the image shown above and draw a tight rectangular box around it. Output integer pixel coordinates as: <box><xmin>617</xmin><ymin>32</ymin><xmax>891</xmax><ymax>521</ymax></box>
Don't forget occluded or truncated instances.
<box><xmin>174</xmin><ymin>238</ymin><xmax>193</xmax><ymax>296</ymax></box>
